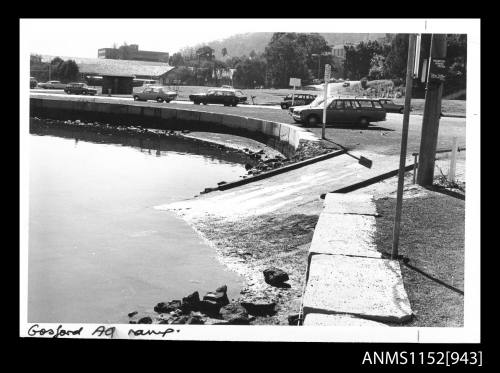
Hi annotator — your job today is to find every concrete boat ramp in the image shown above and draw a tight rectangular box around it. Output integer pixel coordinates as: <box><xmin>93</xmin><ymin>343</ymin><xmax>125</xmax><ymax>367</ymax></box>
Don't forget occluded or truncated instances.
<box><xmin>158</xmin><ymin>151</ymin><xmax>414</xmax><ymax>327</ymax></box>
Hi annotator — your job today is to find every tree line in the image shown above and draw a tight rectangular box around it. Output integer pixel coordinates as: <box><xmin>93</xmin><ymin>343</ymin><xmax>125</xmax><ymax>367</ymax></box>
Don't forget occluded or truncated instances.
<box><xmin>30</xmin><ymin>55</ymin><xmax>80</xmax><ymax>83</ymax></box>
<box><xmin>167</xmin><ymin>33</ymin><xmax>466</xmax><ymax>96</ymax></box>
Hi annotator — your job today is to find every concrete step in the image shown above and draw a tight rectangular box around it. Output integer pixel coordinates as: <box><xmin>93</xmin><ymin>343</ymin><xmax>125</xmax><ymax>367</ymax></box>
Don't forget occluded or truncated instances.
<box><xmin>302</xmin><ymin>254</ymin><xmax>413</xmax><ymax>324</ymax></box>
<box><xmin>323</xmin><ymin>192</ymin><xmax>378</xmax><ymax>216</ymax></box>
<box><xmin>308</xmin><ymin>213</ymin><xmax>381</xmax><ymax>259</ymax></box>
<box><xmin>303</xmin><ymin>313</ymin><xmax>389</xmax><ymax>327</ymax></box>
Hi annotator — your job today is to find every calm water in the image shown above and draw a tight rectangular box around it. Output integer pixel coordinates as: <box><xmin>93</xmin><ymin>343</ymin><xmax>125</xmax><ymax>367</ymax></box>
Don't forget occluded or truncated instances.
<box><xmin>28</xmin><ymin>125</ymin><xmax>246</xmax><ymax>324</ymax></box>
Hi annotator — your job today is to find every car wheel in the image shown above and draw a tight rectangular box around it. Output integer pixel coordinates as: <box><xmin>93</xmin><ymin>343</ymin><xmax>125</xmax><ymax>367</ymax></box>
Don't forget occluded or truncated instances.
<box><xmin>359</xmin><ymin>117</ymin><xmax>370</xmax><ymax>127</ymax></box>
<box><xmin>399</xmin><ymin>108</ymin><xmax>404</xmax><ymax>114</ymax></box>
<box><xmin>156</xmin><ymin>97</ymin><xmax>164</xmax><ymax>103</ymax></box>
<box><xmin>281</xmin><ymin>103</ymin><xmax>288</xmax><ymax>109</ymax></box>
<box><xmin>194</xmin><ymin>100</ymin><xmax>200</xmax><ymax>105</ymax></box>
<box><xmin>82</xmin><ymin>91</ymin><xmax>86</xmax><ymax>95</ymax></box>
<box><xmin>306</xmin><ymin>115</ymin><xmax>320</xmax><ymax>126</ymax></box>
<box><xmin>202</xmin><ymin>102</ymin><xmax>207</xmax><ymax>105</ymax></box>
<box><xmin>133</xmin><ymin>96</ymin><xmax>140</xmax><ymax>101</ymax></box>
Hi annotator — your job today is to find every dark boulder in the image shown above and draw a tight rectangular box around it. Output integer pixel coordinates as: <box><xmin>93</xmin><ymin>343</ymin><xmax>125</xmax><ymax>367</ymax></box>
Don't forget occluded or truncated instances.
<box><xmin>198</xmin><ymin>285</ymin><xmax>230</xmax><ymax>317</ymax></box>
<box><xmin>137</xmin><ymin>316</ymin><xmax>153</xmax><ymax>324</ymax></box>
<box><xmin>198</xmin><ymin>300</ymin><xmax>222</xmax><ymax>317</ymax></box>
<box><xmin>154</xmin><ymin>300</ymin><xmax>182</xmax><ymax>314</ymax></box>
<box><xmin>128</xmin><ymin>311</ymin><xmax>138</xmax><ymax>318</ymax></box>
<box><xmin>220</xmin><ymin>303</ymin><xmax>251</xmax><ymax>325</ymax></box>
<box><xmin>181</xmin><ymin>291</ymin><xmax>200</xmax><ymax>313</ymax></box>
<box><xmin>263</xmin><ymin>267</ymin><xmax>289</xmax><ymax>286</ymax></box>
<box><xmin>245</xmin><ymin>163</ymin><xmax>253</xmax><ymax>170</ymax></box>
<box><xmin>241</xmin><ymin>301</ymin><xmax>276</xmax><ymax>316</ymax></box>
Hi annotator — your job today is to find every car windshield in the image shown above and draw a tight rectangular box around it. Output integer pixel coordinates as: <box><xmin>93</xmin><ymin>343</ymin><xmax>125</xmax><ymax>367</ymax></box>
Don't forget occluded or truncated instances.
<box><xmin>235</xmin><ymin>91</ymin><xmax>245</xmax><ymax>96</ymax></box>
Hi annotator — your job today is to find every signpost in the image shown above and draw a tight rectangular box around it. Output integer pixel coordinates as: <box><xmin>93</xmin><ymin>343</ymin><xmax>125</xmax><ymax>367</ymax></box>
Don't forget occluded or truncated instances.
<box><xmin>289</xmin><ymin>77</ymin><xmax>301</xmax><ymax>107</ymax></box>
<box><xmin>391</xmin><ymin>34</ymin><xmax>417</xmax><ymax>260</ymax></box>
<box><xmin>322</xmin><ymin>64</ymin><xmax>331</xmax><ymax>139</ymax></box>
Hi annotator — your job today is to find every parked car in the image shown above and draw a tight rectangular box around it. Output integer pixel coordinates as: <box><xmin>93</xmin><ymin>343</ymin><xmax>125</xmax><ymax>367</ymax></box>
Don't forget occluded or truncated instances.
<box><xmin>280</xmin><ymin>93</ymin><xmax>317</xmax><ymax>109</ymax></box>
<box><xmin>291</xmin><ymin>98</ymin><xmax>386</xmax><ymax>127</ymax></box>
<box><xmin>234</xmin><ymin>90</ymin><xmax>248</xmax><ymax>104</ymax></box>
<box><xmin>133</xmin><ymin>86</ymin><xmax>177</xmax><ymax>103</ymax></box>
<box><xmin>189</xmin><ymin>88</ymin><xmax>240</xmax><ymax>106</ymax></box>
<box><xmin>378</xmin><ymin>98</ymin><xmax>406</xmax><ymax>113</ymax></box>
<box><xmin>30</xmin><ymin>77</ymin><xmax>38</xmax><ymax>89</ymax></box>
<box><xmin>38</xmin><ymin>80</ymin><xmax>67</xmax><ymax>89</ymax></box>
<box><xmin>64</xmin><ymin>82</ymin><xmax>97</xmax><ymax>95</ymax></box>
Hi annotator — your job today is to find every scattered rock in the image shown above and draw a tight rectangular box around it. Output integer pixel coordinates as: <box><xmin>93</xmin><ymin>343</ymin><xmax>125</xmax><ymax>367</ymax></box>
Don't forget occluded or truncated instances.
<box><xmin>128</xmin><ymin>311</ymin><xmax>138</xmax><ymax>318</ymax></box>
<box><xmin>171</xmin><ymin>316</ymin><xmax>189</xmax><ymax>324</ymax></box>
<box><xmin>220</xmin><ymin>303</ymin><xmax>251</xmax><ymax>324</ymax></box>
<box><xmin>137</xmin><ymin>316</ymin><xmax>153</xmax><ymax>324</ymax></box>
<box><xmin>198</xmin><ymin>285</ymin><xmax>230</xmax><ymax>316</ymax></box>
<box><xmin>154</xmin><ymin>300</ymin><xmax>182</xmax><ymax>314</ymax></box>
<box><xmin>217</xmin><ymin>181</ymin><xmax>227</xmax><ymax>186</ymax></box>
<box><xmin>186</xmin><ymin>314</ymin><xmax>205</xmax><ymax>324</ymax></box>
<box><xmin>245</xmin><ymin>163</ymin><xmax>253</xmax><ymax>170</ymax></box>
<box><xmin>198</xmin><ymin>300</ymin><xmax>221</xmax><ymax>317</ymax></box>
<box><xmin>181</xmin><ymin>291</ymin><xmax>200</xmax><ymax>313</ymax></box>
<box><xmin>241</xmin><ymin>301</ymin><xmax>276</xmax><ymax>316</ymax></box>
<box><xmin>263</xmin><ymin>267</ymin><xmax>289</xmax><ymax>287</ymax></box>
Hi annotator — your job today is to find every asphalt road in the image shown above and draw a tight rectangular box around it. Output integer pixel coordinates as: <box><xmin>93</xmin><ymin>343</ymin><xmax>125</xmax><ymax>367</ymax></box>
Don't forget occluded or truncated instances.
<box><xmin>30</xmin><ymin>91</ymin><xmax>466</xmax><ymax>158</ymax></box>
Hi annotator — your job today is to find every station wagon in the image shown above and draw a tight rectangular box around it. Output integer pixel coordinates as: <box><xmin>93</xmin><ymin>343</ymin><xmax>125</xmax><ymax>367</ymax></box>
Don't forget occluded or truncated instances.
<box><xmin>291</xmin><ymin>98</ymin><xmax>386</xmax><ymax>127</ymax></box>
<box><xmin>280</xmin><ymin>93</ymin><xmax>317</xmax><ymax>109</ymax></box>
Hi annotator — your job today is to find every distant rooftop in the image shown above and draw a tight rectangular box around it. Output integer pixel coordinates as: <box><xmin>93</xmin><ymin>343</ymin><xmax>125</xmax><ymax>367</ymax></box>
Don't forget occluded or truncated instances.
<box><xmin>40</xmin><ymin>55</ymin><xmax>175</xmax><ymax>77</ymax></box>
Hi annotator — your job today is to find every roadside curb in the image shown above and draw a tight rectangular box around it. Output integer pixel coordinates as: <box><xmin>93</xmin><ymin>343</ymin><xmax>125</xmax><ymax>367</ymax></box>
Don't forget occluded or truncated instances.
<box><xmin>217</xmin><ymin>149</ymin><xmax>346</xmax><ymax>191</ymax></box>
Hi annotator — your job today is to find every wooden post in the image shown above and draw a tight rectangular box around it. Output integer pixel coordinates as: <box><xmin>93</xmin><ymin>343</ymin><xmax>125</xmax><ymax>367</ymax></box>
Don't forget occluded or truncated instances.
<box><xmin>413</xmin><ymin>154</ymin><xmax>418</xmax><ymax>184</ymax></box>
<box><xmin>391</xmin><ymin>34</ymin><xmax>417</xmax><ymax>260</ymax></box>
<box><xmin>322</xmin><ymin>64</ymin><xmax>331</xmax><ymax>139</ymax></box>
<box><xmin>448</xmin><ymin>137</ymin><xmax>458</xmax><ymax>183</ymax></box>
<box><xmin>417</xmin><ymin>34</ymin><xmax>448</xmax><ymax>186</ymax></box>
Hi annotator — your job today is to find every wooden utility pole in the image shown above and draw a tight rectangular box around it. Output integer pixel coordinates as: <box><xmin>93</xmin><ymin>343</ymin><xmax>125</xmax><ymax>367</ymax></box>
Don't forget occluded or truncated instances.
<box><xmin>391</xmin><ymin>34</ymin><xmax>417</xmax><ymax>259</ymax></box>
<box><xmin>417</xmin><ymin>34</ymin><xmax>447</xmax><ymax>186</ymax></box>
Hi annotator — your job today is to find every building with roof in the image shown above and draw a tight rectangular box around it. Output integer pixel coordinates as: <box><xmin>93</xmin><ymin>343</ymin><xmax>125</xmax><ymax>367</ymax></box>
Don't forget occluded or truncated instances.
<box><xmin>40</xmin><ymin>55</ymin><xmax>177</xmax><ymax>94</ymax></box>
<box><xmin>98</xmin><ymin>44</ymin><xmax>169</xmax><ymax>63</ymax></box>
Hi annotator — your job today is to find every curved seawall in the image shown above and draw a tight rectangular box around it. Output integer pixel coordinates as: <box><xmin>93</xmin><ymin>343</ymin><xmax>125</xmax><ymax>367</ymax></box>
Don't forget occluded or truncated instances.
<box><xmin>29</xmin><ymin>95</ymin><xmax>319</xmax><ymax>157</ymax></box>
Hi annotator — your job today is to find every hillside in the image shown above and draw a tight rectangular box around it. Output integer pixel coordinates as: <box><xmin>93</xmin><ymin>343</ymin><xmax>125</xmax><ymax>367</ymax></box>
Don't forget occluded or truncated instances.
<box><xmin>182</xmin><ymin>32</ymin><xmax>389</xmax><ymax>59</ymax></box>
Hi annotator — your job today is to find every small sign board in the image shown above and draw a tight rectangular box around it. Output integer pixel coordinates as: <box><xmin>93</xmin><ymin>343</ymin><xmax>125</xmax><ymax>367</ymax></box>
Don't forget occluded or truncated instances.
<box><xmin>289</xmin><ymin>78</ymin><xmax>301</xmax><ymax>87</ymax></box>
<box><xmin>358</xmin><ymin>156</ymin><xmax>373</xmax><ymax>169</ymax></box>
<box><xmin>428</xmin><ymin>58</ymin><xmax>446</xmax><ymax>83</ymax></box>
<box><xmin>324</xmin><ymin>64</ymin><xmax>331</xmax><ymax>81</ymax></box>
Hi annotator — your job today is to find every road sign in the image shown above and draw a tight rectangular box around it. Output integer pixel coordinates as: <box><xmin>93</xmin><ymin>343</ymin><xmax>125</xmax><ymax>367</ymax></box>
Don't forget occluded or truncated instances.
<box><xmin>324</xmin><ymin>64</ymin><xmax>331</xmax><ymax>81</ymax></box>
<box><xmin>289</xmin><ymin>78</ymin><xmax>301</xmax><ymax>87</ymax></box>
<box><xmin>428</xmin><ymin>58</ymin><xmax>446</xmax><ymax>83</ymax></box>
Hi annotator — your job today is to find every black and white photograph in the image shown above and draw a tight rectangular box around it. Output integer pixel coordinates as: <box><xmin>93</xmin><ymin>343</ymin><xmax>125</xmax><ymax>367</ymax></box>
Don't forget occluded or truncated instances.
<box><xmin>20</xmin><ymin>18</ymin><xmax>480</xmax><ymax>345</ymax></box>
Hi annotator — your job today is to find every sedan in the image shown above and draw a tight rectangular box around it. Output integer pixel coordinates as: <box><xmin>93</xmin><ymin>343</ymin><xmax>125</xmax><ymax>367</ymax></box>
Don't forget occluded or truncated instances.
<box><xmin>38</xmin><ymin>80</ymin><xmax>67</xmax><ymax>89</ymax></box>
<box><xmin>65</xmin><ymin>82</ymin><xmax>97</xmax><ymax>95</ymax></box>
<box><xmin>189</xmin><ymin>89</ymin><xmax>240</xmax><ymax>106</ymax></box>
<box><xmin>133</xmin><ymin>86</ymin><xmax>177</xmax><ymax>103</ymax></box>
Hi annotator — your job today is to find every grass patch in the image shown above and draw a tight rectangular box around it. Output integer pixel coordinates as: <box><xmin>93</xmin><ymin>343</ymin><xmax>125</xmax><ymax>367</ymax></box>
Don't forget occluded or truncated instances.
<box><xmin>374</xmin><ymin>192</ymin><xmax>464</xmax><ymax>327</ymax></box>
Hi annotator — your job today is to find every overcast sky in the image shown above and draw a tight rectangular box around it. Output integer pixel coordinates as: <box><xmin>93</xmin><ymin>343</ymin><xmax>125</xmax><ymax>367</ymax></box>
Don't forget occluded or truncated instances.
<box><xmin>20</xmin><ymin>19</ymin><xmax>467</xmax><ymax>59</ymax></box>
